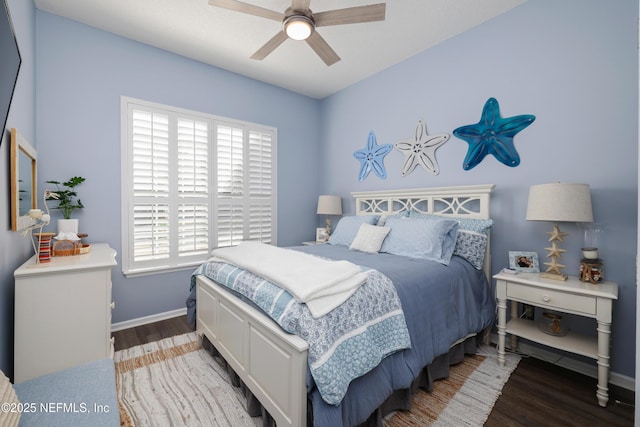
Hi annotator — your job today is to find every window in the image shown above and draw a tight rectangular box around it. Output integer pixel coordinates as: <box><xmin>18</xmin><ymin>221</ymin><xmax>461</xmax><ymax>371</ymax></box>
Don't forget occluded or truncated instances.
<box><xmin>121</xmin><ymin>97</ymin><xmax>277</xmax><ymax>276</ymax></box>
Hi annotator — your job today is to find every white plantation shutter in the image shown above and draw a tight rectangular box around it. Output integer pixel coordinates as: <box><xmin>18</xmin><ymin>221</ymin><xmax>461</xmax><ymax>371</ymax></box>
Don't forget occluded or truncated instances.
<box><xmin>122</xmin><ymin>98</ymin><xmax>276</xmax><ymax>276</ymax></box>
<box><xmin>214</xmin><ymin>123</ymin><xmax>274</xmax><ymax>247</ymax></box>
<box><xmin>217</xmin><ymin>124</ymin><xmax>244</xmax><ymax>197</ymax></box>
<box><xmin>249</xmin><ymin>205</ymin><xmax>272</xmax><ymax>242</ymax></box>
<box><xmin>248</xmin><ymin>130</ymin><xmax>273</xmax><ymax>243</ymax></box>
<box><xmin>177</xmin><ymin>118</ymin><xmax>209</xmax><ymax>259</ymax></box>
<box><xmin>178</xmin><ymin>204</ymin><xmax>208</xmax><ymax>255</ymax></box>
<box><xmin>216</xmin><ymin>205</ymin><xmax>244</xmax><ymax>248</ymax></box>
<box><xmin>133</xmin><ymin>204</ymin><xmax>170</xmax><ymax>262</ymax></box>
<box><xmin>249</xmin><ymin>130</ymin><xmax>272</xmax><ymax>197</ymax></box>
<box><xmin>131</xmin><ymin>110</ymin><xmax>170</xmax><ymax>265</ymax></box>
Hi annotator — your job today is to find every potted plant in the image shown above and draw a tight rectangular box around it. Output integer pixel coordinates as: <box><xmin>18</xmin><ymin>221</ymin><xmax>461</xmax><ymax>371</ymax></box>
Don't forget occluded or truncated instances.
<box><xmin>45</xmin><ymin>176</ymin><xmax>86</xmax><ymax>235</ymax></box>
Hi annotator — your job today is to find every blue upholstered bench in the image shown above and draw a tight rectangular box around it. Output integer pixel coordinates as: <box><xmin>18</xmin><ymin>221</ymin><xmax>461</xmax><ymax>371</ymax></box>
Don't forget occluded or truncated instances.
<box><xmin>11</xmin><ymin>358</ymin><xmax>120</xmax><ymax>426</ymax></box>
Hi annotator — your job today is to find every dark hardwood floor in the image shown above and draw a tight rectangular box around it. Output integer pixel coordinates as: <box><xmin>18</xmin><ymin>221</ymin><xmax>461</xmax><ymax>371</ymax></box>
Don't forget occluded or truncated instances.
<box><xmin>486</xmin><ymin>355</ymin><xmax>633</xmax><ymax>426</ymax></box>
<box><xmin>112</xmin><ymin>315</ymin><xmax>192</xmax><ymax>351</ymax></box>
<box><xmin>112</xmin><ymin>315</ymin><xmax>634</xmax><ymax>426</ymax></box>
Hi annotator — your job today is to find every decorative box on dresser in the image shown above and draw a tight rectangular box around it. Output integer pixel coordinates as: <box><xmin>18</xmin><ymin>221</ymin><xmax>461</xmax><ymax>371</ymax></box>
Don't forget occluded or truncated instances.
<box><xmin>494</xmin><ymin>271</ymin><xmax>618</xmax><ymax>407</ymax></box>
<box><xmin>14</xmin><ymin>243</ymin><xmax>117</xmax><ymax>383</ymax></box>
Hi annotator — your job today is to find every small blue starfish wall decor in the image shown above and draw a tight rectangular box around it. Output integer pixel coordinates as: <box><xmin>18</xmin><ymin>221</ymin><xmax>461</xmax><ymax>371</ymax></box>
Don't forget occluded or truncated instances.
<box><xmin>453</xmin><ymin>98</ymin><xmax>536</xmax><ymax>170</ymax></box>
<box><xmin>395</xmin><ymin>120</ymin><xmax>450</xmax><ymax>176</ymax></box>
<box><xmin>353</xmin><ymin>131</ymin><xmax>393</xmax><ymax>181</ymax></box>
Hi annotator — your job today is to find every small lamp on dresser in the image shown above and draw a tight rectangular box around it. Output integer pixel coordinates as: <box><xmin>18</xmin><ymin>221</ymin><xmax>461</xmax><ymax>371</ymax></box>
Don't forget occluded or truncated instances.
<box><xmin>20</xmin><ymin>189</ymin><xmax>59</xmax><ymax>263</ymax></box>
<box><xmin>317</xmin><ymin>195</ymin><xmax>342</xmax><ymax>241</ymax></box>
<box><xmin>525</xmin><ymin>182</ymin><xmax>594</xmax><ymax>280</ymax></box>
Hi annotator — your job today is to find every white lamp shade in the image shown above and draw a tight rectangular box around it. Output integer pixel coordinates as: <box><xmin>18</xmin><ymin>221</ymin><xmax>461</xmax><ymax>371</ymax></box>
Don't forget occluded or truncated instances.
<box><xmin>317</xmin><ymin>195</ymin><xmax>342</xmax><ymax>215</ymax></box>
<box><xmin>526</xmin><ymin>183</ymin><xmax>594</xmax><ymax>223</ymax></box>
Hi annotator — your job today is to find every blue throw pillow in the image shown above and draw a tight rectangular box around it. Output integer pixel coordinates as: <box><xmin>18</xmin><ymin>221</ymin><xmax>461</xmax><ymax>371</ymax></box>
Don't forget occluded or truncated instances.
<box><xmin>380</xmin><ymin>216</ymin><xmax>459</xmax><ymax>265</ymax></box>
<box><xmin>408</xmin><ymin>211</ymin><xmax>493</xmax><ymax>269</ymax></box>
<box><xmin>454</xmin><ymin>230</ymin><xmax>489</xmax><ymax>270</ymax></box>
<box><xmin>410</xmin><ymin>212</ymin><xmax>493</xmax><ymax>234</ymax></box>
<box><xmin>328</xmin><ymin>215</ymin><xmax>379</xmax><ymax>246</ymax></box>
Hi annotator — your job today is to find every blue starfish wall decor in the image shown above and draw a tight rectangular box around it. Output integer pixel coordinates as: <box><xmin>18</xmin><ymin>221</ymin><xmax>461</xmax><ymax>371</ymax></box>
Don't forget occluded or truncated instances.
<box><xmin>453</xmin><ymin>98</ymin><xmax>535</xmax><ymax>170</ymax></box>
<box><xmin>353</xmin><ymin>131</ymin><xmax>393</xmax><ymax>181</ymax></box>
<box><xmin>395</xmin><ymin>120</ymin><xmax>450</xmax><ymax>176</ymax></box>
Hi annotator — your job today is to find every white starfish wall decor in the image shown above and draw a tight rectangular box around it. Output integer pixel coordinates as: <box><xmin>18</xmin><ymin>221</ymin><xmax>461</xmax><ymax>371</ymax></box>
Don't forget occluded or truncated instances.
<box><xmin>394</xmin><ymin>120</ymin><xmax>449</xmax><ymax>176</ymax></box>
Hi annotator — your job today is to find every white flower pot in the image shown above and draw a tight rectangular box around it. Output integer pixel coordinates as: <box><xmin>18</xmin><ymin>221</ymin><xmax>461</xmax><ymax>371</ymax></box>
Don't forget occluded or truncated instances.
<box><xmin>58</xmin><ymin>218</ymin><xmax>79</xmax><ymax>235</ymax></box>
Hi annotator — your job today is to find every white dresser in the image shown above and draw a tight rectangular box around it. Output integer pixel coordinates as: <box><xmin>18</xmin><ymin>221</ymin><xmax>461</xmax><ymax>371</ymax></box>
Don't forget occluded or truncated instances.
<box><xmin>14</xmin><ymin>243</ymin><xmax>117</xmax><ymax>383</ymax></box>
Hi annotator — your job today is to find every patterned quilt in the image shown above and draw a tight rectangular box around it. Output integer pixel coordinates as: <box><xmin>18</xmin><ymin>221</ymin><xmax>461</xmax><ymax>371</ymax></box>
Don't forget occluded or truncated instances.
<box><xmin>191</xmin><ymin>261</ymin><xmax>411</xmax><ymax>405</ymax></box>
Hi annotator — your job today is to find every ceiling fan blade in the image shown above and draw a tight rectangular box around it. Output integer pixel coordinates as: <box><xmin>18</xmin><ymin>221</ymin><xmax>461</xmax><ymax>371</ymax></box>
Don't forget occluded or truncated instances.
<box><xmin>314</xmin><ymin>4</ymin><xmax>386</xmax><ymax>27</ymax></box>
<box><xmin>291</xmin><ymin>0</ymin><xmax>311</xmax><ymax>11</ymax></box>
<box><xmin>250</xmin><ymin>31</ymin><xmax>289</xmax><ymax>60</ymax></box>
<box><xmin>306</xmin><ymin>31</ymin><xmax>340</xmax><ymax>66</ymax></box>
<box><xmin>208</xmin><ymin>0</ymin><xmax>283</xmax><ymax>21</ymax></box>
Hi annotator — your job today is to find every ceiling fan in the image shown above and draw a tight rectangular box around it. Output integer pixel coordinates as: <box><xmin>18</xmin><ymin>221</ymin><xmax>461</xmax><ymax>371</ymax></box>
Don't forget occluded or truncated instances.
<box><xmin>208</xmin><ymin>0</ymin><xmax>386</xmax><ymax>66</ymax></box>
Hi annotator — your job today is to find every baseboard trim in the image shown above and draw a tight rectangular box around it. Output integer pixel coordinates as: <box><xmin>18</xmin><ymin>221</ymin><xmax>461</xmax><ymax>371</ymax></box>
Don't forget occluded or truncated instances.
<box><xmin>111</xmin><ymin>308</ymin><xmax>188</xmax><ymax>332</ymax></box>
<box><xmin>490</xmin><ymin>334</ymin><xmax>635</xmax><ymax>392</ymax></box>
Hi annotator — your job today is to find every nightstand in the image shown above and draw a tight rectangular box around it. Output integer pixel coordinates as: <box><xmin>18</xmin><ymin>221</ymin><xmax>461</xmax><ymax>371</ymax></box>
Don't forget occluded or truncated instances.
<box><xmin>494</xmin><ymin>271</ymin><xmax>618</xmax><ymax>407</ymax></box>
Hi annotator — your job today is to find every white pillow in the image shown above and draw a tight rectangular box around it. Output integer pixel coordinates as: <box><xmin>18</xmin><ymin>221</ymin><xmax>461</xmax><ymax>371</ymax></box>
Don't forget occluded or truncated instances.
<box><xmin>349</xmin><ymin>223</ymin><xmax>390</xmax><ymax>253</ymax></box>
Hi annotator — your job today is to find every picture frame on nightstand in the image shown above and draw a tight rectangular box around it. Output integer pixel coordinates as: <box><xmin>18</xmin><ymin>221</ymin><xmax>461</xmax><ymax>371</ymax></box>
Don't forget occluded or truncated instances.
<box><xmin>316</xmin><ymin>228</ymin><xmax>328</xmax><ymax>242</ymax></box>
<box><xmin>508</xmin><ymin>251</ymin><xmax>540</xmax><ymax>272</ymax></box>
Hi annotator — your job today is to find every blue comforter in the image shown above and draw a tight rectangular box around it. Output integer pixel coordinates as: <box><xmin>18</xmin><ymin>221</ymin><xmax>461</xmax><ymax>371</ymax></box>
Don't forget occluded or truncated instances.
<box><xmin>187</xmin><ymin>244</ymin><xmax>495</xmax><ymax>427</ymax></box>
<box><xmin>190</xmin><ymin>260</ymin><xmax>410</xmax><ymax>405</ymax></box>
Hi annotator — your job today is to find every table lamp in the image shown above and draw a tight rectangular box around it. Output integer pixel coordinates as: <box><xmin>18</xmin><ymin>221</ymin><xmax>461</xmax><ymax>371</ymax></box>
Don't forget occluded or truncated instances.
<box><xmin>21</xmin><ymin>190</ymin><xmax>58</xmax><ymax>263</ymax></box>
<box><xmin>525</xmin><ymin>183</ymin><xmax>593</xmax><ymax>280</ymax></box>
<box><xmin>317</xmin><ymin>195</ymin><xmax>342</xmax><ymax>240</ymax></box>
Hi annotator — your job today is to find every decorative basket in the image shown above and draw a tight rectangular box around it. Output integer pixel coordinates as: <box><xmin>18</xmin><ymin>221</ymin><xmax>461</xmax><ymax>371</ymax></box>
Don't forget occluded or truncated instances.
<box><xmin>538</xmin><ymin>310</ymin><xmax>567</xmax><ymax>337</ymax></box>
<box><xmin>579</xmin><ymin>258</ymin><xmax>603</xmax><ymax>284</ymax></box>
<box><xmin>52</xmin><ymin>240</ymin><xmax>91</xmax><ymax>257</ymax></box>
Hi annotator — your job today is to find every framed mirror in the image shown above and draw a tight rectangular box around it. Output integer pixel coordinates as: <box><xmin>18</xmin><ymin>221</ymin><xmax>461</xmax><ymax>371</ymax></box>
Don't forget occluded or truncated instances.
<box><xmin>10</xmin><ymin>128</ymin><xmax>37</xmax><ymax>231</ymax></box>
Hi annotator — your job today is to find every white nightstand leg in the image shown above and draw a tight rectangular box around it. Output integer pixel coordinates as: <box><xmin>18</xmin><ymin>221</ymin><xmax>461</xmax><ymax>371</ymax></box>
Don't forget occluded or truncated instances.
<box><xmin>497</xmin><ymin>294</ymin><xmax>507</xmax><ymax>367</ymax></box>
<box><xmin>509</xmin><ymin>301</ymin><xmax>519</xmax><ymax>352</ymax></box>
<box><xmin>596</xmin><ymin>320</ymin><xmax>611</xmax><ymax>407</ymax></box>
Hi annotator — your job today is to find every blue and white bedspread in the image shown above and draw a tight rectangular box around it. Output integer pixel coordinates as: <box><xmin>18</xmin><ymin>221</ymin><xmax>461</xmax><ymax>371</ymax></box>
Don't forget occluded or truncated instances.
<box><xmin>191</xmin><ymin>260</ymin><xmax>411</xmax><ymax>405</ymax></box>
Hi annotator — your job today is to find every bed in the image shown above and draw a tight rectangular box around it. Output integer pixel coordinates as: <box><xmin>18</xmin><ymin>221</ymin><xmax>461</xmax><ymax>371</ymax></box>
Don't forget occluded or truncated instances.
<box><xmin>187</xmin><ymin>184</ymin><xmax>496</xmax><ymax>427</ymax></box>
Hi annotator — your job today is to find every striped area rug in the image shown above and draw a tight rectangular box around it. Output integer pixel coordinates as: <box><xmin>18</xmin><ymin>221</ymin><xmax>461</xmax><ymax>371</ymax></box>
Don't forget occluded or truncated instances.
<box><xmin>115</xmin><ymin>332</ymin><xmax>519</xmax><ymax>426</ymax></box>
<box><xmin>385</xmin><ymin>347</ymin><xmax>520</xmax><ymax>426</ymax></box>
<box><xmin>114</xmin><ymin>332</ymin><xmax>260</xmax><ymax>427</ymax></box>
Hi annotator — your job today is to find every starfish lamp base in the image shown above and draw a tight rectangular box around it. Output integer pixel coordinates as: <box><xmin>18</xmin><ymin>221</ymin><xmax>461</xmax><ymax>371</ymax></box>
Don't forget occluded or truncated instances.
<box><xmin>541</xmin><ymin>223</ymin><xmax>569</xmax><ymax>281</ymax></box>
<box><xmin>541</xmin><ymin>271</ymin><xmax>568</xmax><ymax>281</ymax></box>
<box><xmin>324</xmin><ymin>216</ymin><xmax>332</xmax><ymax>242</ymax></box>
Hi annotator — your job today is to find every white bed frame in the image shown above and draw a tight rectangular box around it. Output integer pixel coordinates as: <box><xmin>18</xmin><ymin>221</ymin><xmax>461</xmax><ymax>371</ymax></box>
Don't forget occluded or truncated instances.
<box><xmin>195</xmin><ymin>184</ymin><xmax>495</xmax><ymax>427</ymax></box>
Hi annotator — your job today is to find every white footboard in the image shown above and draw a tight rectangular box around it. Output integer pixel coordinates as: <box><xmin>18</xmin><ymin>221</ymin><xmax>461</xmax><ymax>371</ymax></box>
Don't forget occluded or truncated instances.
<box><xmin>196</xmin><ymin>275</ymin><xmax>309</xmax><ymax>427</ymax></box>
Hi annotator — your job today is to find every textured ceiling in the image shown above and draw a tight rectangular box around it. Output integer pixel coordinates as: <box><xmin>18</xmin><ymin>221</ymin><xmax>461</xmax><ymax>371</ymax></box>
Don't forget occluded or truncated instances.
<box><xmin>34</xmin><ymin>0</ymin><xmax>527</xmax><ymax>99</ymax></box>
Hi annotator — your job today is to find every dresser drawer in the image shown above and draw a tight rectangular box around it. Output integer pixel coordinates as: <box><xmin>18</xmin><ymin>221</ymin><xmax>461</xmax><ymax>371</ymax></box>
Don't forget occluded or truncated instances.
<box><xmin>507</xmin><ymin>283</ymin><xmax>596</xmax><ymax>315</ymax></box>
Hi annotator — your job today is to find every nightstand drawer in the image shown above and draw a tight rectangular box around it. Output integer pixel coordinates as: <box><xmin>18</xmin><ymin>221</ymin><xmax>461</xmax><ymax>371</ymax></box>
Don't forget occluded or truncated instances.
<box><xmin>507</xmin><ymin>284</ymin><xmax>596</xmax><ymax>315</ymax></box>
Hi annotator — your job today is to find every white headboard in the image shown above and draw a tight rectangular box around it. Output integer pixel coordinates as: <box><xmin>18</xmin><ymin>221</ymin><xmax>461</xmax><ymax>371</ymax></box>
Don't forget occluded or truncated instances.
<box><xmin>351</xmin><ymin>184</ymin><xmax>495</xmax><ymax>281</ymax></box>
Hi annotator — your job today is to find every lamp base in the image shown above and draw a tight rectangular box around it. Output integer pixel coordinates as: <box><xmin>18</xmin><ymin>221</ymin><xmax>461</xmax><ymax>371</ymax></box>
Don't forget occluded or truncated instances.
<box><xmin>541</xmin><ymin>223</ymin><xmax>569</xmax><ymax>281</ymax></box>
<box><xmin>540</xmin><ymin>271</ymin><xmax>568</xmax><ymax>281</ymax></box>
<box><xmin>324</xmin><ymin>216</ymin><xmax>332</xmax><ymax>241</ymax></box>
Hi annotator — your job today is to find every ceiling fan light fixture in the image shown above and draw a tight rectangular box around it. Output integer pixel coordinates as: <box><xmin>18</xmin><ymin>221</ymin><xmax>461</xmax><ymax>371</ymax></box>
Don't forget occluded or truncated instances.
<box><xmin>284</xmin><ymin>15</ymin><xmax>313</xmax><ymax>40</ymax></box>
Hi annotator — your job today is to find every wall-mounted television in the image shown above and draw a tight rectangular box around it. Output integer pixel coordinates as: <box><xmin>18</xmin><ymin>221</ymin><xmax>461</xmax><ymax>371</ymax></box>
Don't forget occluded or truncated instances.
<box><xmin>0</xmin><ymin>0</ymin><xmax>20</xmax><ymax>143</ymax></box>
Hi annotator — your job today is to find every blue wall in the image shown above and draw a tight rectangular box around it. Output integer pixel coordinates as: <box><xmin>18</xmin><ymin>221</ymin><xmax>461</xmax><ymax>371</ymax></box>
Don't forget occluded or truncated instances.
<box><xmin>319</xmin><ymin>0</ymin><xmax>637</xmax><ymax>378</ymax></box>
<box><xmin>0</xmin><ymin>0</ymin><xmax>636</xmax><ymax>382</ymax></box>
<box><xmin>0</xmin><ymin>0</ymin><xmax>36</xmax><ymax>379</ymax></box>
<box><xmin>33</xmin><ymin>11</ymin><xmax>323</xmax><ymax>328</ymax></box>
